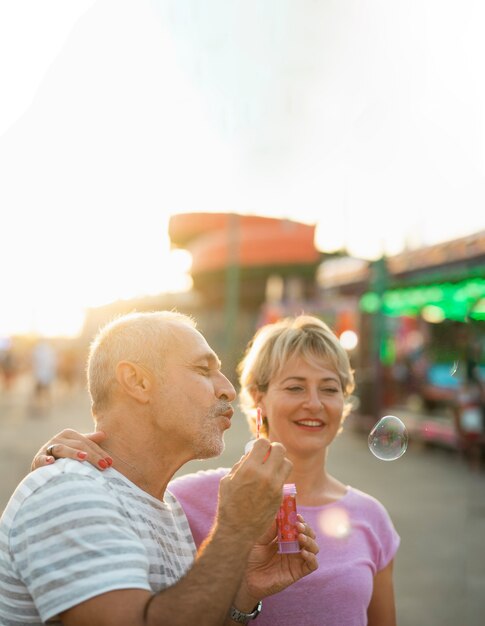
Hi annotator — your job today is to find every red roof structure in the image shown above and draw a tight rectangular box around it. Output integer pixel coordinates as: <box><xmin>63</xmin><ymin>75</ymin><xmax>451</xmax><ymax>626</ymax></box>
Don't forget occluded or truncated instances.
<box><xmin>168</xmin><ymin>212</ymin><xmax>321</xmax><ymax>309</ymax></box>
<box><xmin>169</xmin><ymin>212</ymin><xmax>319</xmax><ymax>274</ymax></box>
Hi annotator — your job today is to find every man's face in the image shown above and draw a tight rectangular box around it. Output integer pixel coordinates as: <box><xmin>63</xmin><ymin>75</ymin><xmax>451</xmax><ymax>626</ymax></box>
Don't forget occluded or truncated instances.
<box><xmin>151</xmin><ymin>324</ymin><xmax>236</xmax><ymax>460</ymax></box>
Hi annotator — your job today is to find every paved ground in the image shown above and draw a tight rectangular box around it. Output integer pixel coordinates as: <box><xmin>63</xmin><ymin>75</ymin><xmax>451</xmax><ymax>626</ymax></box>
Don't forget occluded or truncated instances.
<box><xmin>1</xmin><ymin>377</ymin><xmax>484</xmax><ymax>625</ymax></box>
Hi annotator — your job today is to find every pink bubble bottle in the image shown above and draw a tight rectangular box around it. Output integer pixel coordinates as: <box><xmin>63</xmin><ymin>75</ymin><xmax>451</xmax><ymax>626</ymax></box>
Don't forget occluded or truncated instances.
<box><xmin>276</xmin><ymin>483</ymin><xmax>300</xmax><ymax>554</ymax></box>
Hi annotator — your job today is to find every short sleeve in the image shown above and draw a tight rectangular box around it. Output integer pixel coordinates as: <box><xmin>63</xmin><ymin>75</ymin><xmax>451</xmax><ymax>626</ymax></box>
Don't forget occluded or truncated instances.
<box><xmin>9</xmin><ymin>472</ymin><xmax>151</xmax><ymax>621</ymax></box>
<box><xmin>370</xmin><ymin>498</ymin><xmax>400</xmax><ymax>571</ymax></box>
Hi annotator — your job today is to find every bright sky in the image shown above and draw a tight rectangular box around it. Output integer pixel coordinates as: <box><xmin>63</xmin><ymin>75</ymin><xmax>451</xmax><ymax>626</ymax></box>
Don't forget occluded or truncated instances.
<box><xmin>1</xmin><ymin>0</ymin><xmax>484</xmax><ymax>337</ymax></box>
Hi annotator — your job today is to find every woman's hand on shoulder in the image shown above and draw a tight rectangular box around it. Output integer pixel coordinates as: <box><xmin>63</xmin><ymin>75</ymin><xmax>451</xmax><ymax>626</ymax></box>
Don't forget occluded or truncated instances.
<box><xmin>31</xmin><ymin>429</ymin><xmax>111</xmax><ymax>471</ymax></box>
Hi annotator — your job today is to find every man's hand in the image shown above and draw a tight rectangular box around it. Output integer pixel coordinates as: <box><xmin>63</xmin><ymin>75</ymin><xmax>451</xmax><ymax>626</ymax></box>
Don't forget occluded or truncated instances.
<box><xmin>240</xmin><ymin>514</ymin><xmax>319</xmax><ymax>601</ymax></box>
<box><xmin>216</xmin><ymin>438</ymin><xmax>292</xmax><ymax>546</ymax></box>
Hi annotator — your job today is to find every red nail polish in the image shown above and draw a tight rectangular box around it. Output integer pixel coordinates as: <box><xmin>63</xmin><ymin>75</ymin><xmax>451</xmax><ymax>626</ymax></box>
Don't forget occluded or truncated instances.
<box><xmin>262</xmin><ymin>448</ymin><xmax>271</xmax><ymax>464</ymax></box>
<box><xmin>77</xmin><ymin>451</ymin><xmax>87</xmax><ymax>460</ymax></box>
<box><xmin>105</xmin><ymin>457</ymin><xmax>113</xmax><ymax>466</ymax></box>
<box><xmin>98</xmin><ymin>459</ymin><xmax>108</xmax><ymax>469</ymax></box>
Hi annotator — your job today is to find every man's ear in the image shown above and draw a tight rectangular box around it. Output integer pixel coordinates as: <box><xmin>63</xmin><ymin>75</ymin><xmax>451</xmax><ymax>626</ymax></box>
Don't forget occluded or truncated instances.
<box><xmin>115</xmin><ymin>361</ymin><xmax>152</xmax><ymax>404</ymax></box>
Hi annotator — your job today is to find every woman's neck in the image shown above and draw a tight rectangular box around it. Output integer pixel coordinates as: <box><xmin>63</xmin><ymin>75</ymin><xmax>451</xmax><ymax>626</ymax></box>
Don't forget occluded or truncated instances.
<box><xmin>285</xmin><ymin>449</ymin><xmax>346</xmax><ymax>506</ymax></box>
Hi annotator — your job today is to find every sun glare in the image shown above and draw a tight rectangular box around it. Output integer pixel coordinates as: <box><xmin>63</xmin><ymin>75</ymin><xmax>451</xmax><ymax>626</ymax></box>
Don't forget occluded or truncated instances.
<box><xmin>0</xmin><ymin>235</ymin><xmax>193</xmax><ymax>339</ymax></box>
<box><xmin>1</xmin><ymin>2</ymin><xmax>484</xmax><ymax>337</ymax></box>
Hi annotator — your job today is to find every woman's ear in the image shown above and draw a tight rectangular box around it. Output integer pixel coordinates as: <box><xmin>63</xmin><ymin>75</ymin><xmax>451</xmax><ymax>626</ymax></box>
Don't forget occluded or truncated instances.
<box><xmin>251</xmin><ymin>389</ymin><xmax>264</xmax><ymax>413</ymax></box>
<box><xmin>253</xmin><ymin>390</ymin><xmax>266</xmax><ymax>416</ymax></box>
<box><xmin>115</xmin><ymin>361</ymin><xmax>152</xmax><ymax>404</ymax></box>
<box><xmin>252</xmin><ymin>391</ymin><xmax>270</xmax><ymax>436</ymax></box>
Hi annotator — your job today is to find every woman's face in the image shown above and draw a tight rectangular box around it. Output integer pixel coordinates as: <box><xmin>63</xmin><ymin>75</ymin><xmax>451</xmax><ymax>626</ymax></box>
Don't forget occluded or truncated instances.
<box><xmin>259</xmin><ymin>353</ymin><xmax>345</xmax><ymax>456</ymax></box>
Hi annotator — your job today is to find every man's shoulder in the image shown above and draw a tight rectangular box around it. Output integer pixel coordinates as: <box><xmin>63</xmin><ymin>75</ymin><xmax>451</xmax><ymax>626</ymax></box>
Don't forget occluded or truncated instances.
<box><xmin>23</xmin><ymin>457</ymin><xmax>107</xmax><ymax>495</ymax></box>
<box><xmin>1</xmin><ymin>459</ymin><xmax>114</xmax><ymax>529</ymax></box>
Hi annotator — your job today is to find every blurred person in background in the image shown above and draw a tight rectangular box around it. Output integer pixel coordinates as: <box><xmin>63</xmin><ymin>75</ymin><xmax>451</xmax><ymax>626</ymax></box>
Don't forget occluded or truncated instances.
<box><xmin>453</xmin><ymin>378</ymin><xmax>485</xmax><ymax>470</ymax></box>
<box><xmin>452</xmin><ymin>326</ymin><xmax>485</xmax><ymax>471</ymax></box>
<box><xmin>1</xmin><ymin>311</ymin><xmax>318</xmax><ymax>626</ymax></box>
<box><xmin>58</xmin><ymin>345</ymin><xmax>84</xmax><ymax>390</ymax></box>
<box><xmin>33</xmin><ymin>314</ymin><xmax>399</xmax><ymax>626</ymax></box>
<box><xmin>453</xmin><ymin>352</ymin><xmax>485</xmax><ymax>471</ymax></box>
<box><xmin>31</xmin><ymin>339</ymin><xmax>58</xmax><ymax>407</ymax></box>
<box><xmin>0</xmin><ymin>338</ymin><xmax>17</xmax><ymax>391</ymax></box>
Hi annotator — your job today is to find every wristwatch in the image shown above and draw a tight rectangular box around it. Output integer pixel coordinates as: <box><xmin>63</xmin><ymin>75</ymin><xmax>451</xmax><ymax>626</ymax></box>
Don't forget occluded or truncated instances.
<box><xmin>229</xmin><ymin>600</ymin><xmax>262</xmax><ymax>623</ymax></box>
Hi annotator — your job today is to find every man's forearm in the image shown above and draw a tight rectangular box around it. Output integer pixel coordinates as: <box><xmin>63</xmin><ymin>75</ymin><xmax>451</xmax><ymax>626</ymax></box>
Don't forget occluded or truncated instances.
<box><xmin>145</xmin><ymin>522</ymin><xmax>255</xmax><ymax>626</ymax></box>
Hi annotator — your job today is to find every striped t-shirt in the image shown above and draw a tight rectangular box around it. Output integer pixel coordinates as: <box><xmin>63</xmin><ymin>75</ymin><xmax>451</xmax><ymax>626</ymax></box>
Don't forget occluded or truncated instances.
<box><xmin>0</xmin><ymin>459</ymin><xmax>196</xmax><ymax>625</ymax></box>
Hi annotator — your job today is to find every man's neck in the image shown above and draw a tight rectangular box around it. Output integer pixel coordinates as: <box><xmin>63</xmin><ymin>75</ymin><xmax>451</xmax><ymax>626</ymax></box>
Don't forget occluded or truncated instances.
<box><xmin>95</xmin><ymin>416</ymin><xmax>187</xmax><ymax>500</ymax></box>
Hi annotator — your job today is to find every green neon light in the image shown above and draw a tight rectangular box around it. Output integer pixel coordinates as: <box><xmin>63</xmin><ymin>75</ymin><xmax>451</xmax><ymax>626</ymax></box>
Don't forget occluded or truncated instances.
<box><xmin>359</xmin><ymin>277</ymin><xmax>485</xmax><ymax>321</ymax></box>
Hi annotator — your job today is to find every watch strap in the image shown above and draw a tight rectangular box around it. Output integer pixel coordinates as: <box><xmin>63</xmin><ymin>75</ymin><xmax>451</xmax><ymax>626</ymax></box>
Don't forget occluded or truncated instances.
<box><xmin>229</xmin><ymin>600</ymin><xmax>262</xmax><ymax>623</ymax></box>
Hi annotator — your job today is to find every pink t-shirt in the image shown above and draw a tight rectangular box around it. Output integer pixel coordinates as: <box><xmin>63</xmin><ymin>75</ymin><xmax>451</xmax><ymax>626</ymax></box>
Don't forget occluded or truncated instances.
<box><xmin>169</xmin><ymin>468</ymin><xmax>400</xmax><ymax>626</ymax></box>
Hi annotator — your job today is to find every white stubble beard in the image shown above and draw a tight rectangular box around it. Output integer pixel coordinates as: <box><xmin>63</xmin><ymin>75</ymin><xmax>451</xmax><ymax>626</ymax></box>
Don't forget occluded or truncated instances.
<box><xmin>192</xmin><ymin>402</ymin><xmax>230</xmax><ymax>460</ymax></box>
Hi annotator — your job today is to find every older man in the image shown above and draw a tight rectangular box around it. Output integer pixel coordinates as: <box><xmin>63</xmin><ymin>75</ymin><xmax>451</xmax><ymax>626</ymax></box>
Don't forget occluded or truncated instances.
<box><xmin>0</xmin><ymin>311</ymin><xmax>317</xmax><ymax>626</ymax></box>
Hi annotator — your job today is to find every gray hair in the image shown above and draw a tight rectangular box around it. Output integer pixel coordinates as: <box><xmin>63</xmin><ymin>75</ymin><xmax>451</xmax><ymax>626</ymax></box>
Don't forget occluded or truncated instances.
<box><xmin>87</xmin><ymin>310</ymin><xmax>196</xmax><ymax>413</ymax></box>
<box><xmin>237</xmin><ymin>315</ymin><xmax>355</xmax><ymax>437</ymax></box>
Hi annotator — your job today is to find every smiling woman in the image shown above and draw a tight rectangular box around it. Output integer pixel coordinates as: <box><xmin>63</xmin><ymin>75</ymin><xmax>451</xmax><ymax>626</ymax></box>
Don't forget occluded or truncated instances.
<box><xmin>169</xmin><ymin>314</ymin><xmax>400</xmax><ymax>626</ymax></box>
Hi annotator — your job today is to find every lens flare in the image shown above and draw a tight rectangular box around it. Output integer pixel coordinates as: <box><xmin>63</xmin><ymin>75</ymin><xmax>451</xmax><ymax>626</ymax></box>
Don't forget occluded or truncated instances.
<box><xmin>339</xmin><ymin>330</ymin><xmax>359</xmax><ymax>351</ymax></box>
<box><xmin>319</xmin><ymin>507</ymin><xmax>351</xmax><ymax>539</ymax></box>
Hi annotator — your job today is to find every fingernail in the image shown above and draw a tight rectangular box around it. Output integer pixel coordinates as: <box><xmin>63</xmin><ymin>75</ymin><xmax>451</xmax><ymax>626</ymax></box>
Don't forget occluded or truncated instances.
<box><xmin>77</xmin><ymin>451</ymin><xmax>88</xmax><ymax>460</ymax></box>
<box><xmin>98</xmin><ymin>459</ymin><xmax>108</xmax><ymax>469</ymax></box>
<box><xmin>105</xmin><ymin>457</ymin><xmax>113</xmax><ymax>466</ymax></box>
<box><xmin>46</xmin><ymin>456</ymin><xmax>55</xmax><ymax>463</ymax></box>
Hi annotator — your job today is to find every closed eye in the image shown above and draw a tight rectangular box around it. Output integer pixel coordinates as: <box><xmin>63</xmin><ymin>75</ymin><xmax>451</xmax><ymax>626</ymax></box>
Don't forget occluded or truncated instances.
<box><xmin>286</xmin><ymin>385</ymin><xmax>340</xmax><ymax>394</ymax></box>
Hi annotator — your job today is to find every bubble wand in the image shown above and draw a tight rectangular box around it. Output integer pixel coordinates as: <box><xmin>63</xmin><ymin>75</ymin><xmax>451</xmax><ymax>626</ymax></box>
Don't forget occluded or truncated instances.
<box><xmin>256</xmin><ymin>407</ymin><xmax>262</xmax><ymax>439</ymax></box>
<box><xmin>244</xmin><ymin>408</ymin><xmax>263</xmax><ymax>453</ymax></box>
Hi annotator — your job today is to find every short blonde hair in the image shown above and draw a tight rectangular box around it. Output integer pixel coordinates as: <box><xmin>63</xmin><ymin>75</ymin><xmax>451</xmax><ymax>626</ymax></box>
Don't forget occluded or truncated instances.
<box><xmin>237</xmin><ymin>315</ymin><xmax>355</xmax><ymax>437</ymax></box>
<box><xmin>87</xmin><ymin>310</ymin><xmax>196</xmax><ymax>413</ymax></box>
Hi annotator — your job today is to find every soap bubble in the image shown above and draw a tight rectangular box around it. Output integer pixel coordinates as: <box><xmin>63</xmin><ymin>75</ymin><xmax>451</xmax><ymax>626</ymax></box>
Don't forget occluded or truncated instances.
<box><xmin>368</xmin><ymin>415</ymin><xmax>408</xmax><ymax>461</ymax></box>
